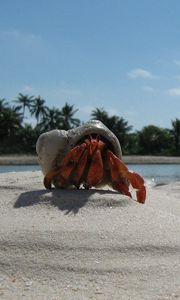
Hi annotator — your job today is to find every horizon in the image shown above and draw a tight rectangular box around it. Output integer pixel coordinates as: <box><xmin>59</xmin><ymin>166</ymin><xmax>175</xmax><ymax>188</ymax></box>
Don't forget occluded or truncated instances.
<box><xmin>1</xmin><ymin>0</ymin><xmax>180</xmax><ymax>130</ymax></box>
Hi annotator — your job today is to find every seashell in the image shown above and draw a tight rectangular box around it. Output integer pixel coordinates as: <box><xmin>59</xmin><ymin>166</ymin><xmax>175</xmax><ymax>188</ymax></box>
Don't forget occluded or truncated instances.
<box><xmin>36</xmin><ymin>120</ymin><xmax>122</xmax><ymax>176</ymax></box>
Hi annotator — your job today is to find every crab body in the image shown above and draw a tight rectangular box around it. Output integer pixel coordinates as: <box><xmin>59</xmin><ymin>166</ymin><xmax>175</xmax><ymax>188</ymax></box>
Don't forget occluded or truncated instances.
<box><xmin>36</xmin><ymin>120</ymin><xmax>146</xmax><ymax>204</ymax></box>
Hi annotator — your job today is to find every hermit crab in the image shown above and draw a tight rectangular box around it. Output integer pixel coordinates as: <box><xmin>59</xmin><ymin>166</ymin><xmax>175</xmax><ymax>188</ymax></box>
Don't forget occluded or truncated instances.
<box><xmin>36</xmin><ymin>120</ymin><xmax>146</xmax><ymax>203</ymax></box>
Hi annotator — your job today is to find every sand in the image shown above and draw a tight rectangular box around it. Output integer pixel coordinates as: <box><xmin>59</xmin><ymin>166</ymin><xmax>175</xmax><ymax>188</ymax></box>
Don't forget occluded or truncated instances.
<box><xmin>0</xmin><ymin>171</ymin><xmax>180</xmax><ymax>300</ymax></box>
<box><xmin>1</xmin><ymin>154</ymin><xmax>180</xmax><ymax>165</ymax></box>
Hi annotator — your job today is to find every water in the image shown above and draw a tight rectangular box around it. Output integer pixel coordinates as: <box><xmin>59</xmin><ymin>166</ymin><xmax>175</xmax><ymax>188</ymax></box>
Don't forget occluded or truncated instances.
<box><xmin>0</xmin><ymin>164</ymin><xmax>180</xmax><ymax>186</ymax></box>
<box><xmin>0</xmin><ymin>165</ymin><xmax>40</xmax><ymax>173</ymax></box>
<box><xmin>129</xmin><ymin>164</ymin><xmax>180</xmax><ymax>186</ymax></box>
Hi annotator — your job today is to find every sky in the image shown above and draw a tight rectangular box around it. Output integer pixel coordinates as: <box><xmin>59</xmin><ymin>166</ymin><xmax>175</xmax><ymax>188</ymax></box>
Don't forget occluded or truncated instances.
<box><xmin>1</xmin><ymin>0</ymin><xmax>180</xmax><ymax>130</ymax></box>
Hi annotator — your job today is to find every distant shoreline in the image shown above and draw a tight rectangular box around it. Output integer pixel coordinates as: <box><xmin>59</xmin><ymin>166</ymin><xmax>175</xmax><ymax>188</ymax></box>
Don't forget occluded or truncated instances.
<box><xmin>0</xmin><ymin>154</ymin><xmax>180</xmax><ymax>165</ymax></box>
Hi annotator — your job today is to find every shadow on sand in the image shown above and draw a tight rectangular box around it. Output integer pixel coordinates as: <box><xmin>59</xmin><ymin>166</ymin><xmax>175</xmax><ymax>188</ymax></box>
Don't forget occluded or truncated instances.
<box><xmin>14</xmin><ymin>188</ymin><xmax>121</xmax><ymax>214</ymax></box>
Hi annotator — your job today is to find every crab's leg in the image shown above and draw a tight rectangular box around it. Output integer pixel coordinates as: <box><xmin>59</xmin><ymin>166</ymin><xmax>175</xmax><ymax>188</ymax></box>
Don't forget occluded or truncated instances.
<box><xmin>113</xmin><ymin>181</ymin><xmax>132</xmax><ymax>198</ymax></box>
<box><xmin>58</xmin><ymin>142</ymin><xmax>87</xmax><ymax>187</ymax></box>
<box><xmin>44</xmin><ymin>142</ymin><xmax>86</xmax><ymax>189</ymax></box>
<box><xmin>44</xmin><ymin>168</ymin><xmax>61</xmax><ymax>189</ymax></box>
<box><xmin>72</xmin><ymin>148</ymin><xmax>88</xmax><ymax>187</ymax></box>
<box><xmin>107</xmin><ymin>150</ymin><xmax>146</xmax><ymax>203</ymax></box>
<box><xmin>86</xmin><ymin>148</ymin><xmax>104</xmax><ymax>188</ymax></box>
<box><xmin>107</xmin><ymin>150</ymin><xmax>132</xmax><ymax>197</ymax></box>
<box><xmin>74</xmin><ymin>138</ymin><xmax>104</xmax><ymax>188</ymax></box>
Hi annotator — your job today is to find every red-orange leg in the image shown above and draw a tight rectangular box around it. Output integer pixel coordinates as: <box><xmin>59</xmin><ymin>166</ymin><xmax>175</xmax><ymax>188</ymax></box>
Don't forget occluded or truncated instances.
<box><xmin>72</xmin><ymin>148</ymin><xmax>88</xmax><ymax>187</ymax></box>
<box><xmin>44</xmin><ymin>142</ymin><xmax>87</xmax><ymax>189</ymax></box>
<box><xmin>44</xmin><ymin>168</ymin><xmax>61</xmax><ymax>189</ymax></box>
<box><xmin>86</xmin><ymin>148</ymin><xmax>104</xmax><ymax>188</ymax></box>
<box><xmin>107</xmin><ymin>150</ymin><xmax>146</xmax><ymax>203</ymax></box>
<box><xmin>113</xmin><ymin>181</ymin><xmax>132</xmax><ymax>198</ymax></box>
<box><xmin>107</xmin><ymin>150</ymin><xmax>131</xmax><ymax>197</ymax></box>
<box><xmin>58</xmin><ymin>142</ymin><xmax>87</xmax><ymax>187</ymax></box>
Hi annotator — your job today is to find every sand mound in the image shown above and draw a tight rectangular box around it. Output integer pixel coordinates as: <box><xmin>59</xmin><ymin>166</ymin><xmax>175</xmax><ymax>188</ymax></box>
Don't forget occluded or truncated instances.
<box><xmin>0</xmin><ymin>171</ymin><xmax>180</xmax><ymax>299</ymax></box>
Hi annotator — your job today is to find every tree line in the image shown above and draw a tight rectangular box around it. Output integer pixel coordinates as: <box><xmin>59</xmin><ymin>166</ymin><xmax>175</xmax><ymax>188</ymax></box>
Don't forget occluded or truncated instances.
<box><xmin>0</xmin><ymin>93</ymin><xmax>180</xmax><ymax>155</ymax></box>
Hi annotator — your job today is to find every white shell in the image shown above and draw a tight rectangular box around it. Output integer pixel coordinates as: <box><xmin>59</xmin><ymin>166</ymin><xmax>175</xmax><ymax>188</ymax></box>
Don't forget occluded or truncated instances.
<box><xmin>36</xmin><ymin>120</ymin><xmax>122</xmax><ymax>175</ymax></box>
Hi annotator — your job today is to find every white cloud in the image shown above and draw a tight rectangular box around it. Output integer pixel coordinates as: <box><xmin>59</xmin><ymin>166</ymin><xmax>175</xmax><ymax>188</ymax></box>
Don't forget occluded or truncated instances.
<box><xmin>21</xmin><ymin>85</ymin><xmax>36</xmax><ymax>93</ymax></box>
<box><xmin>0</xmin><ymin>29</ymin><xmax>40</xmax><ymax>41</ymax></box>
<box><xmin>174</xmin><ymin>60</ymin><xmax>180</xmax><ymax>67</ymax></box>
<box><xmin>174</xmin><ymin>75</ymin><xmax>180</xmax><ymax>80</ymax></box>
<box><xmin>127</xmin><ymin>68</ymin><xmax>155</xmax><ymax>79</ymax></box>
<box><xmin>168</xmin><ymin>87</ymin><xmax>180</xmax><ymax>96</ymax></box>
<box><xmin>58</xmin><ymin>88</ymin><xmax>81</xmax><ymax>97</ymax></box>
<box><xmin>142</xmin><ymin>85</ymin><xmax>154</xmax><ymax>92</ymax></box>
<box><xmin>0</xmin><ymin>29</ymin><xmax>21</xmax><ymax>38</ymax></box>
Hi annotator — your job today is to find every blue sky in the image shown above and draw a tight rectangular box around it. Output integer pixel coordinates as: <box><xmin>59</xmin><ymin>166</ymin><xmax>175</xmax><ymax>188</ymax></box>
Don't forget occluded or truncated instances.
<box><xmin>1</xmin><ymin>0</ymin><xmax>180</xmax><ymax>130</ymax></box>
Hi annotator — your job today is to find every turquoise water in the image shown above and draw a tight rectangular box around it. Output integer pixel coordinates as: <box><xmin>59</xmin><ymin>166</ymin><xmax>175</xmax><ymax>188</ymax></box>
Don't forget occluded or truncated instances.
<box><xmin>0</xmin><ymin>164</ymin><xmax>180</xmax><ymax>185</ymax></box>
<box><xmin>0</xmin><ymin>165</ymin><xmax>40</xmax><ymax>173</ymax></box>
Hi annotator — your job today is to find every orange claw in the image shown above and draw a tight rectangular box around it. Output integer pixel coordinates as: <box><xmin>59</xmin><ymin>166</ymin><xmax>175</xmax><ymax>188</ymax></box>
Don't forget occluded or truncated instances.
<box><xmin>107</xmin><ymin>150</ymin><xmax>146</xmax><ymax>204</ymax></box>
<box><xmin>128</xmin><ymin>172</ymin><xmax>146</xmax><ymax>204</ymax></box>
<box><xmin>107</xmin><ymin>150</ymin><xmax>131</xmax><ymax>196</ymax></box>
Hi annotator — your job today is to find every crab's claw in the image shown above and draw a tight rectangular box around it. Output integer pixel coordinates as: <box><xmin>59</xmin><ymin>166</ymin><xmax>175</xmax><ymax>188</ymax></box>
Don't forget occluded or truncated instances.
<box><xmin>107</xmin><ymin>150</ymin><xmax>146</xmax><ymax>204</ymax></box>
<box><xmin>128</xmin><ymin>171</ymin><xmax>146</xmax><ymax>204</ymax></box>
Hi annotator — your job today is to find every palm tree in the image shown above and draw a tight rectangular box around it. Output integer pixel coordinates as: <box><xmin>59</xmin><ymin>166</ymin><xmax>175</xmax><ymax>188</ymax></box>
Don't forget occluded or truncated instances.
<box><xmin>91</xmin><ymin>107</ymin><xmax>132</xmax><ymax>149</ymax></box>
<box><xmin>110</xmin><ymin>116</ymin><xmax>133</xmax><ymax>148</ymax></box>
<box><xmin>60</xmin><ymin>102</ymin><xmax>80</xmax><ymax>130</ymax></box>
<box><xmin>138</xmin><ymin>125</ymin><xmax>172</xmax><ymax>155</ymax></box>
<box><xmin>0</xmin><ymin>106</ymin><xmax>22</xmax><ymax>140</ymax></box>
<box><xmin>18</xmin><ymin>123</ymin><xmax>39</xmax><ymax>153</ymax></box>
<box><xmin>171</xmin><ymin>118</ymin><xmax>180</xmax><ymax>155</ymax></box>
<box><xmin>91</xmin><ymin>107</ymin><xmax>109</xmax><ymax>124</ymax></box>
<box><xmin>0</xmin><ymin>98</ymin><xmax>8</xmax><ymax>111</ymax></box>
<box><xmin>14</xmin><ymin>93</ymin><xmax>34</xmax><ymax>121</ymax></box>
<box><xmin>38</xmin><ymin>107</ymin><xmax>63</xmax><ymax>131</ymax></box>
<box><xmin>30</xmin><ymin>96</ymin><xmax>48</xmax><ymax>124</ymax></box>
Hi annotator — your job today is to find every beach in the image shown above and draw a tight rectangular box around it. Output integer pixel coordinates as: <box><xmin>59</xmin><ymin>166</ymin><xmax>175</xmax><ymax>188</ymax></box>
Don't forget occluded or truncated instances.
<box><xmin>0</xmin><ymin>170</ymin><xmax>180</xmax><ymax>299</ymax></box>
<box><xmin>1</xmin><ymin>154</ymin><xmax>180</xmax><ymax>165</ymax></box>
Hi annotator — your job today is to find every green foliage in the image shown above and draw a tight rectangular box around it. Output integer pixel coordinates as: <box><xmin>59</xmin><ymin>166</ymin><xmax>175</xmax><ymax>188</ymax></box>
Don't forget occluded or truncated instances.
<box><xmin>37</xmin><ymin>107</ymin><xmax>63</xmax><ymax>131</ymax></box>
<box><xmin>0</xmin><ymin>101</ymin><xmax>22</xmax><ymax>141</ymax></box>
<box><xmin>60</xmin><ymin>102</ymin><xmax>80</xmax><ymax>130</ymax></box>
<box><xmin>0</xmin><ymin>95</ymin><xmax>180</xmax><ymax>156</ymax></box>
<box><xmin>16</xmin><ymin>124</ymin><xmax>40</xmax><ymax>153</ymax></box>
<box><xmin>14</xmin><ymin>93</ymin><xmax>34</xmax><ymax>121</ymax></box>
<box><xmin>137</xmin><ymin>125</ymin><xmax>173</xmax><ymax>155</ymax></box>
<box><xmin>171</xmin><ymin>118</ymin><xmax>180</xmax><ymax>155</ymax></box>
<box><xmin>125</xmin><ymin>133</ymin><xmax>139</xmax><ymax>155</ymax></box>
<box><xmin>91</xmin><ymin>107</ymin><xmax>132</xmax><ymax>151</ymax></box>
<box><xmin>37</xmin><ymin>102</ymin><xmax>80</xmax><ymax>132</ymax></box>
<box><xmin>0</xmin><ymin>97</ymin><xmax>81</xmax><ymax>153</ymax></box>
<box><xmin>30</xmin><ymin>96</ymin><xmax>48</xmax><ymax>124</ymax></box>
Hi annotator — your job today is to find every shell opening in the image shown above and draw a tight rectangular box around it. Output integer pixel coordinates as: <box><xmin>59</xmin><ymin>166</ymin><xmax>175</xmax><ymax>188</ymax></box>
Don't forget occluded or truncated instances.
<box><xmin>74</xmin><ymin>134</ymin><xmax>116</xmax><ymax>153</ymax></box>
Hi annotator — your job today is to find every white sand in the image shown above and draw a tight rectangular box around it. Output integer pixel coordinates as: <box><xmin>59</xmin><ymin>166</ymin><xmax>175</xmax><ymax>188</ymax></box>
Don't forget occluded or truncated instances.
<box><xmin>0</xmin><ymin>171</ymin><xmax>180</xmax><ymax>300</ymax></box>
